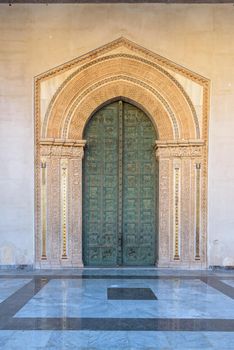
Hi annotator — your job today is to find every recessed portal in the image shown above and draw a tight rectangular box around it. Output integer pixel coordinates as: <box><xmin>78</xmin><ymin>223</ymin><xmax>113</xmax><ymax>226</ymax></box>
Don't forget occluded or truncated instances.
<box><xmin>83</xmin><ymin>101</ymin><xmax>157</xmax><ymax>266</ymax></box>
<box><xmin>36</xmin><ymin>38</ymin><xmax>208</xmax><ymax>269</ymax></box>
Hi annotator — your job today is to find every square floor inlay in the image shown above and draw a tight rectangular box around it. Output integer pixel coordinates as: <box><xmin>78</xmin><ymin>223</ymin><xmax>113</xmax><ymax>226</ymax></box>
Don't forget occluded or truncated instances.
<box><xmin>107</xmin><ymin>287</ymin><xmax>157</xmax><ymax>300</ymax></box>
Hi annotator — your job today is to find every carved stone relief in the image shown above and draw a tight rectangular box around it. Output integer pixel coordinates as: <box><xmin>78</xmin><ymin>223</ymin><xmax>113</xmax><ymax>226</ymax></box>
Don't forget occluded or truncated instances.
<box><xmin>155</xmin><ymin>141</ymin><xmax>206</xmax><ymax>268</ymax></box>
<box><xmin>36</xmin><ymin>141</ymin><xmax>85</xmax><ymax>268</ymax></box>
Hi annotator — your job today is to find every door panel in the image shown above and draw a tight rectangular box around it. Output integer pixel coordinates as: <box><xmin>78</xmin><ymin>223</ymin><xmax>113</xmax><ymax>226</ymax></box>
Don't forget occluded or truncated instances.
<box><xmin>122</xmin><ymin>103</ymin><xmax>156</xmax><ymax>265</ymax></box>
<box><xmin>83</xmin><ymin>103</ymin><xmax>119</xmax><ymax>266</ymax></box>
<box><xmin>83</xmin><ymin>101</ymin><xmax>156</xmax><ymax>266</ymax></box>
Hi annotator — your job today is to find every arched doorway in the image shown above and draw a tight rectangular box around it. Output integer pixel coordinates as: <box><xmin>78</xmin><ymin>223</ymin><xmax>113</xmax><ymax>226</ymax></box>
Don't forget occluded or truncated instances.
<box><xmin>36</xmin><ymin>38</ymin><xmax>209</xmax><ymax>269</ymax></box>
<box><xmin>83</xmin><ymin>100</ymin><xmax>157</xmax><ymax>266</ymax></box>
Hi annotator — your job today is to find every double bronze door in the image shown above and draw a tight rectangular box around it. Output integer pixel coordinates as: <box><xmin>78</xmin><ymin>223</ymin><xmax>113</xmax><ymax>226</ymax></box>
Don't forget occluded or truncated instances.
<box><xmin>83</xmin><ymin>101</ymin><xmax>156</xmax><ymax>266</ymax></box>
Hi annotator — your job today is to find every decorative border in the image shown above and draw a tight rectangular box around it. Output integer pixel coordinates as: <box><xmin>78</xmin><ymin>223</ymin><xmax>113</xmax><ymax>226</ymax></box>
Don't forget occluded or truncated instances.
<box><xmin>40</xmin><ymin>158</ymin><xmax>47</xmax><ymax>260</ymax></box>
<box><xmin>173</xmin><ymin>166</ymin><xmax>180</xmax><ymax>260</ymax></box>
<box><xmin>60</xmin><ymin>158</ymin><xmax>68</xmax><ymax>259</ymax></box>
<box><xmin>61</xmin><ymin>74</ymin><xmax>179</xmax><ymax>140</ymax></box>
<box><xmin>35</xmin><ymin>37</ymin><xmax>209</xmax><ymax>85</ymax></box>
<box><xmin>195</xmin><ymin>162</ymin><xmax>201</xmax><ymax>259</ymax></box>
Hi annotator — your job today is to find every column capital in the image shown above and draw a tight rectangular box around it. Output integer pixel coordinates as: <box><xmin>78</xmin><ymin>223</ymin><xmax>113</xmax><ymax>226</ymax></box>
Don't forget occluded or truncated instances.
<box><xmin>154</xmin><ymin>139</ymin><xmax>205</xmax><ymax>158</ymax></box>
<box><xmin>40</xmin><ymin>139</ymin><xmax>86</xmax><ymax>158</ymax></box>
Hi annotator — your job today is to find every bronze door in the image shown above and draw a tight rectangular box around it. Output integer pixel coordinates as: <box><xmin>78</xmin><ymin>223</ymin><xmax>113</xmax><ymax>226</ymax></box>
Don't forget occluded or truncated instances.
<box><xmin>83</xmin><ymin>101</ymin><xmax>156</xmax><ymax>266</ymax></box>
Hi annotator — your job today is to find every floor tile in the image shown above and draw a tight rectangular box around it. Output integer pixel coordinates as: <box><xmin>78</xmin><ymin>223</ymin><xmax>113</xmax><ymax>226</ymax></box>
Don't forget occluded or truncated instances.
<box><xmin>0</xmin><ymin>279</ymin><xmax>31</xmax><ymax>303</ymax></box>
<box><xmin>3</xmin><ymin>330</ymin><xmax>52</xmax><ymax>349</ymax></box>
<box><xmin>222</xmin><ymin>279</ymin><xmax>234</xmax><ymax>288</ymax></box>
<box><xmin>165</xmin><ymin>331</ymin><xmax>213</xmax><ymax>349</ymax></box>
<box><xmin>128</xmin><ymin>331</ymin><xmax>170</xmax><ymax>348</ymax></box>
<box><xmin>204</xmin><ymin>331</ymin><xmax>234</xmax><ymax>349</ymax></box>
<box><xmin>88</xmin><ymin>330</ymin><xmax>129</xmax><ymax>349</ymax></box>
<box><xmin>15</xmin><ymin>278</ymin><xmax>234</xmax><ymax>319</ymax></box>
<box><xmin>0</xmin><ymin>330</ymin><xmax>15</xmax><ymax>347</ymax></box>
<box><xmin>47</xmin><ymin>330</ymin><xmax>90</xmax><ymax>348</ymax></box>
<box><xmin>0</xmin><ymin>269</ymin><xmax>233</xmax><ymax>349</ymax></box>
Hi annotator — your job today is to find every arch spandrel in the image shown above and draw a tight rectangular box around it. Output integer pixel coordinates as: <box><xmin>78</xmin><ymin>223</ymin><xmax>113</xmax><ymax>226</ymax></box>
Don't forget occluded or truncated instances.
<box><xmin>43</xmin><ymin>56</ymin><xmax>198</xmax><ymax>141</ymax></box>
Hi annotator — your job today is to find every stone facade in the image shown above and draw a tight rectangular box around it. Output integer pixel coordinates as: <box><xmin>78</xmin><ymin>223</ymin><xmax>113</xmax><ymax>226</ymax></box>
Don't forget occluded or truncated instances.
<box><xmin>1</xmin><ymin>4</ymin><xmax>234</xmax><ymax>268</ymax></box>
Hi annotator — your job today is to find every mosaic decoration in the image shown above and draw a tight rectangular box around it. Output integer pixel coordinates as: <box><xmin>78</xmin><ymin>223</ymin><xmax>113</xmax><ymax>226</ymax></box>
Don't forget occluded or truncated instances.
<box><xmin>195</xmin><ymin>163</ymin><xmax>201</xmax><ymax>260</ymax></box>
<box><xmin>61</xmin><ymin>159</ymin><xmax>68</xmax><ymax>259</ymax></box>
<box><xmin>174</xmin><ymin>167</ymin><xmax>180</xmax><ymax>260</ymax></box>
<box><xmin>41</xmin><ymin>158</ymin><xmax>47</xmax><ymax>260</ymax></box>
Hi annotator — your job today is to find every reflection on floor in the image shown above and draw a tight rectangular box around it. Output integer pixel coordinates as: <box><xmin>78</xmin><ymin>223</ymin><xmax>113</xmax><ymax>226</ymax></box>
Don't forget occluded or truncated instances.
<box><xmin>0</xmin><ymin>268</ymin><xmax>233</xmax><ymax>349</ymax></box>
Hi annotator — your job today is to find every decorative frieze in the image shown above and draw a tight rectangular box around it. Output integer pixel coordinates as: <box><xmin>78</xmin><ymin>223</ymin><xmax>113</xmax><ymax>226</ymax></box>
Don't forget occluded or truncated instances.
<box><xmin>40</xmin><ymin>139</ymin><xmax>85</xmax><ymax>158</ymax></box>
<box><xmin>155</xmin><ymin>140</ymin><xmax>204</xmax><ymax>158</ymax></box>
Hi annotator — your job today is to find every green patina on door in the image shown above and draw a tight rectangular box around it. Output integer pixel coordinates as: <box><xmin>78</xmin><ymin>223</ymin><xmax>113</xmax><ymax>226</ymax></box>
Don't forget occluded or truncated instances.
<box><xmin>83</xmin><ymin>101</ymin><xmax>157</xmax><ymax>266</ymax></box>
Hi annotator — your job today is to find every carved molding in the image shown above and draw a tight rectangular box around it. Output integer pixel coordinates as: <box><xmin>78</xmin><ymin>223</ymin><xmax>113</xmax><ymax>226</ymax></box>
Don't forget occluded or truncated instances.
<box><xmin>61</xmin><ymin>74</ymin><xmax>180</xmax><ymax>140</ymax></box>
<box><xmin>155</xmin><ymin>140</ymin><xmax>204</xmax><ymax>158</ymax></box>
<box><xmin>67</xmin><ymin>81</ymin><xmax>175</xmax><ymax>140</ymax></box>
<box><xmin>36</xmin><ymin>37</ymin><xmax>209</xmax><ymax>86</ymax></box>
<box><xmin>40</xmin><ymin>140</ymin><xmax>86</xmax><ymax>158</ymax></box>
<box><xmin>42</xmin><ymin>54</ymin><xmax>199</xmax><ymax>140</ymax></box>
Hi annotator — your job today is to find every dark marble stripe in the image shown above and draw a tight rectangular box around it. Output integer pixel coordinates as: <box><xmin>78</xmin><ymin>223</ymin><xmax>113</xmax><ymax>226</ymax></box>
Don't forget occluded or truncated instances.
<box><xmin>0</xmin><ymin>278</ymin><xmax>49</xmax><ymax>329</ymax></box>
<box><xmin>200</xmin><ymin>277</ymin><xmax>234</xmax><ymax>299</ymax></box>
<box><xmin>2</xmin><ymin>317</ymin><xmax>234</xmax><ymax>331</ymax></box>
<box><xmin>0</xmin><ymin>274</ymin><xmax>205</xmax><ymax>280</ymax></box>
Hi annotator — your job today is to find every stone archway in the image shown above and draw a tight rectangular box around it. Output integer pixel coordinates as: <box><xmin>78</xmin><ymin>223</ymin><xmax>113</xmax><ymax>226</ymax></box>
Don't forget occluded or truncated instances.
<box><xmin>35</xmin><ymin>37</ymin><xmax>209</xmax><ymax>268</ymax></box>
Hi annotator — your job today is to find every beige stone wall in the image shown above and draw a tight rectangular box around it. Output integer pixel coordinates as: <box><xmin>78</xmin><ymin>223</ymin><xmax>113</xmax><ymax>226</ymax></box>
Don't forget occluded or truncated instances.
<box><xmin>0</xmin><ymin>4</ymin><xmax>234</xmax><ymax>267</ymax></box>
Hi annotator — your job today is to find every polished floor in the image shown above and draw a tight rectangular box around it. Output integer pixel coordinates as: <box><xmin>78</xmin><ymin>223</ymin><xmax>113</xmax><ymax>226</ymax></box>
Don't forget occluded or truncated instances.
<box><xmin>0</xmin><ymin>268</ymin><xmax>233</xmax><ymax>349</ymax></box>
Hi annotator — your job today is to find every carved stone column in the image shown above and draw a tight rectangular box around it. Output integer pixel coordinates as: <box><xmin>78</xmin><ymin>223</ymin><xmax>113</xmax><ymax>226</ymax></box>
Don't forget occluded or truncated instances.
<box><xmin>155</xmin><ymin>140</ymin><xmax>205</xmax><ymax>268</ymax></box>
<box><xmin>69</xmin><ymin>146</ymin><xmax>85</xmax><ymax>267</ymax></box>
<box><xmin>37</xmin><ymin>139</ymin><xmax>86</xmax><ymax>268</ymax></box>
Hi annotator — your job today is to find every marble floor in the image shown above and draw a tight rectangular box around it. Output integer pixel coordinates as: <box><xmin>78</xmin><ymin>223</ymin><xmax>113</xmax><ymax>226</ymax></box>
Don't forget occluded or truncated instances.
<box><xmin>0</xmin><ymin>268</ymin><xmax>233</xmax><ymax>349</ymax></box>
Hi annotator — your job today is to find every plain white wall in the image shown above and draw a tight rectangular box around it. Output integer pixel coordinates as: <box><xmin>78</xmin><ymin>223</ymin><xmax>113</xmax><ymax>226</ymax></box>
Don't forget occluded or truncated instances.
<box><xmin>0</xmin><ymin>4</ymin><xmax>234</xmax><ymax>266</ymax></box>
